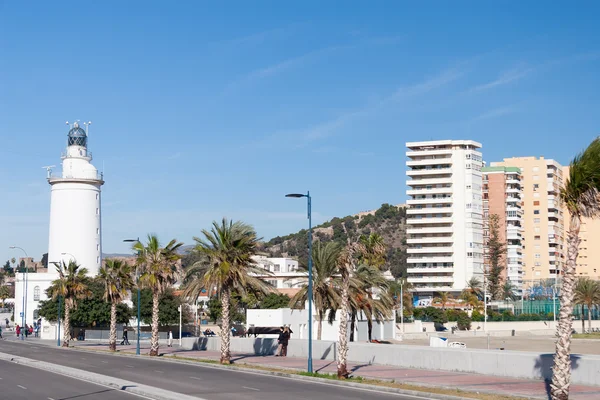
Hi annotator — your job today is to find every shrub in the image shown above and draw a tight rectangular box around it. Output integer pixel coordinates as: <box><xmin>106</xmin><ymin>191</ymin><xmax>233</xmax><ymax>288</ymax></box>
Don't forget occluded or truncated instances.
<box><xmin>456</xmin><ymin>312</ymin><xmax>472</xmax><ymax>330</ymax></box>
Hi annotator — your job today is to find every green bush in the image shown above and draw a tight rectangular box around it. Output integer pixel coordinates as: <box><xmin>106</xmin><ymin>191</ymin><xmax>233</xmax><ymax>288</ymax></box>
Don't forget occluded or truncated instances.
<box><xmin>456</xmin><ymin>312</ymin><xmax>472</xmax><ymax>330</ymax></box>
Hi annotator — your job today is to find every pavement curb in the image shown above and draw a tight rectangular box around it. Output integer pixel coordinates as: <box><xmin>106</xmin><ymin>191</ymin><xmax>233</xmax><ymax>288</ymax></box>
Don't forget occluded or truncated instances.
<box><xmin>0</xmin><ymin>350</ymin><xmax>204</xmax><ymax>400</ymax></box>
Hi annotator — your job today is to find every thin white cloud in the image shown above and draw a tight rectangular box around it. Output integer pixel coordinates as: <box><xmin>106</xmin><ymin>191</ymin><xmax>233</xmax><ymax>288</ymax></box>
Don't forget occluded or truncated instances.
<box><xmin>468</xmin><ymin>67</ymin><xmax>533</xmax><ymax>93</ymax></box>
<box><xmin>469</xmin><ymin>105</ymin><xmax>520</xmax><ymax>123</ymax></box>
<box><xmin>166</xmin><ymin>152</ymin><xmax>182</xmax><ymax>160</ymax></box>
<box><xmin>392</xmin><ymin>67</ymin><xmax>465</xmax><ymax>99</ymax></box>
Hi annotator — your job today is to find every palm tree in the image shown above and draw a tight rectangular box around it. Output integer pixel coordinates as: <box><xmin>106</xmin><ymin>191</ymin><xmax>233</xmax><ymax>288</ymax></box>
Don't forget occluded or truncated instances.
<box><xmin>466</xmin><ymin>277</ymin><xmax>483</xmax><ymax>298</ymax></box>
<box><xmin>358</xmin><ymin>233</ymin><xmax>387</xmax><ymax>268</ymax></box>
<box><xmin>182</xmin><ymin>219</ymin><xmax>273</xmax><ymax>364</ymax></box>
<box><xmin>336</xmin><ymin>234</ymin><xmax>386</xmax><ymax>378</ymax></box>
<box><xmin>99</xmin><ymin>259</ymin><xmax>134</xmax><ymax>351</ymax></box>
<box><xmin>574</xmin><ymin>277</ymin><xmax>600</xmax><ymax>333</ymax></box>
<box><xmin>388</xmin><ymin>278</ymin><xmax>414</xmax><ymax>319</ymax></box>
<box><xmin>0</xmin><ymin>286</ymin><xmax>10</xmax><ymax>307</ymax></box>
<box><xmin>289</xmin><ymin>241</ymin><xmax>342</xmax><ymax>340</ymax></box>
<box><xmin>133</xmin><ymin>234</ymin><xmax>183</xmax><ymax>356</ymax></box>
<box><xmin>502</xmin><ymin>281</ymin><xmax>518</xmax><ymax>301</ymax></box>
<box><xmin>48</xmin><ymin>260</ymin><xmax>91</xmax><ymax>347</ymax></box>
<box><xmin>551</xmin><ymin>138</ymin><xmax>600</xmax><ymax>400</ymax></box>
<box><xmin>352</xmin><ymin>264</ymin><xmax>393</xmax><ymax>342</ymax></box>
<box><xmin>434</xmin><ymin>291</ymin><xmax>451</xmax><ymax>310</ymax></box>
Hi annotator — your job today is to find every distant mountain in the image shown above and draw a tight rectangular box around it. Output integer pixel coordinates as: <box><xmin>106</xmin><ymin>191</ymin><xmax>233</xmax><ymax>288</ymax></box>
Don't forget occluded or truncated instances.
<box><xmin>258</xmin><ymin>203</ymin><xmax>408</xmax><ymax>278</ymax></box>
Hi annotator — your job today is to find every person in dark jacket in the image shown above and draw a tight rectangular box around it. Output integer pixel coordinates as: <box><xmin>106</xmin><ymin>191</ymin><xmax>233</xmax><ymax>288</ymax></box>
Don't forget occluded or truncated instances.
<box><xmin>121</xmin><ymin>327</ymin><xmax>130</xmax><ymax>345</ymax></box>
<box><xmin>275</xmin><ymin>326</ymin><xmax>284</xmax><ymax>356</ymax></box>
<box><xmin>281</xmin><ymin>326</ymin><xmax>291</xmax><ymax>357</ymax></box>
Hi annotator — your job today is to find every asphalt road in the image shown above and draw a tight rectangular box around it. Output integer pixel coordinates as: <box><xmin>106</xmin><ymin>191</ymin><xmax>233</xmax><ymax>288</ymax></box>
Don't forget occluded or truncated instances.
<box><xmin>0</xmin><ymin>359</ymin><xmax>138</xmax><ymax>399</ymax></box>
<box><xmin>0</xmin><ymin>341</ymin><xmax>425</xmax><ymax>400</ymax></box>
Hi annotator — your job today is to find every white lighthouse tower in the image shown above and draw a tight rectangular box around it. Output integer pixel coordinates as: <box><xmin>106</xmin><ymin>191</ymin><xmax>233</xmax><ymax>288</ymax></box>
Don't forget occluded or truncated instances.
<box><xmin>47</xmin><ymin>121</ymin><xmax>104</xmax><ymax>276</ymax></box>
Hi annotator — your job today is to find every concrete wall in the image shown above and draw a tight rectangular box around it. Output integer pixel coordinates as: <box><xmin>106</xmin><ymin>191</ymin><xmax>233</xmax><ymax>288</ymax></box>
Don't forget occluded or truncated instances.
<box><xmin>182</xmin><ymin>337</ymin><xmax>600</xmax><ymax>386</ymax></box>
<box><xmin>402</xmin><ymin>320</ymin><xmax>600</xmax><ymax>335</ymax></box>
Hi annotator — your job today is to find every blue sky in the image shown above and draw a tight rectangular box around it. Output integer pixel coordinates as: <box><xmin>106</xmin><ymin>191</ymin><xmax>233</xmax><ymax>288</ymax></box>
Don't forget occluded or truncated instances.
<box><xmin>1</xmin><ymin>1</ymin><xmax>599</xmax><ymax>263</ymax></box>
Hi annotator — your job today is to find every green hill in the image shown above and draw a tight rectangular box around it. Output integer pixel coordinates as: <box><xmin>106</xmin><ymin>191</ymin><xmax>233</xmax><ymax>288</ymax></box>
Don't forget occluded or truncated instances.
<box><xmin>259</xmin><ymin>203</ymin><xmax>408</xmax><ymax>278</ymax></box>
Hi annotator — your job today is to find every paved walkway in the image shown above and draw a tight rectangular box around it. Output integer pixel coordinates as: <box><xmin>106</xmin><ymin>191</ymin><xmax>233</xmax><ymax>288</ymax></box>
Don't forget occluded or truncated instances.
<box><xmin>10</xmin><ymin>338</ymin><xmax>600</xmax><ymax>400</ymax></box>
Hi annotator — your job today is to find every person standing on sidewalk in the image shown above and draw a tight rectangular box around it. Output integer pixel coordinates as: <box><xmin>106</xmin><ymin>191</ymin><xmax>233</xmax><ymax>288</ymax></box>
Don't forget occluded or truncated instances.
<box><xmin>167</xmin><ymin>330</ymin><xmax>173</xmax><ymax>347</ymax></box>
<box><xmin>281</xmin><ymin>326</ymin><xmax>291</xmax><ymax>357</ymax></box>
<box><xmin>275</xmin><ymin>326</ymin><xmax>284</xmax><ymax>356</ymax></box>
<box><xmin>121</xmin><ymin>327</ymin><xmax>130</xmax><ymax>345</ymax></box>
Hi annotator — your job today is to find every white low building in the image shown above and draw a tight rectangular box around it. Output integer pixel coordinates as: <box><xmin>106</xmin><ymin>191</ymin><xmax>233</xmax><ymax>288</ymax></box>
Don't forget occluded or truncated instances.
<box><xmin>246</xmin><ymin>307</ymin><xmax>396</xmax><ymax>342</ymax></box>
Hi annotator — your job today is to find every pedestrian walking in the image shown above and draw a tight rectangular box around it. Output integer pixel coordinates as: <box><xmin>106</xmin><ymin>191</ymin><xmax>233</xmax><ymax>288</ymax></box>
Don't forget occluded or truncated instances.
<box><xmin>167</xmin><ymin>330</ymin><xmax>173</xmax><ymax>347</ymax></box>
<box><xmin>16</xmin><ymin>324</ymin><xmax>20</xmax><ymax>337</ymax></box>
<box><xmin>5</xmin><ymin>318</ymin><xmax>9</xmax><ymax>328</ymax></box>
<box><xmin>121</xmin><ymin>327</ymin><xmax>130</xmax><ymax>345</ymax></box>
<box><xmin>0</xmin><ymin>325</ymin><xmax>3</xmax><ymax>339</ymax></box>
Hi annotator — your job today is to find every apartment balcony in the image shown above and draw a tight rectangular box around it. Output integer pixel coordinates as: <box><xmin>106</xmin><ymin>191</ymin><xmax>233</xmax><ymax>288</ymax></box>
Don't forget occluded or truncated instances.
<box><xmin>407</xmin><ymin>216</ymin><xmax>453</xmax><ymax>224</ymax></box>
<box><xmin>406</xmin><ymin>226</ymin><xmax>454</xmax><ymax>234</ymax></box>
<box><xmin>507</xmin><ymin>215</ymin><xmax>521</xmax><ymax>222</ymax></box>
<box><xmin>407</xmin><ymin>187</ymin><xmax>453</xmax><ymax>196</ymax></box>
<box><xmin>407</xmin><ymin>158</ymin><xmax>452</xmax><ymax>167</ymax></box>
<box><xmin>407</xmin><ymin>256</ymin><xmax>454</xmax><ymax>264</ymax></box>
<box><xmin>506</xmin><ymin>178</ymin><xmax>521</xmax><ymax>185</ymax></box>
<box><xmin>506</xmin><ymin>196</ymin><xmax>521</xmax><ymax>203</ymax></box>
<box><xmin>407</xmin><ymin>237</ymin><xmax>453</xmax><ymax>244</ymax></box>
<box><xmin>407</xmin><ymin>266</ymin><xmax>454</xmax><ymax>274</ymax></box>
<box><xmin>407</xmin><ymin>207</ymin><xmax>452</xmax><ymax>215</ymax></box>
<box><xmin>406</xmin><ymin>148</ymin><xmax>454</xmax><ymax>157</ymax></box>
<box><xmin>507</xmin><ymin>229</ymin><xmax>522</xmax><ymax>240</ymax></box>
<box><xmin>406</xmin><ymin>168</ymin><xmax>452</xmax><ymax>176</ymax></box>
<box><xmin>407</xmin><ymin>276</ymin><xmax>454</xmax><ymax>283</ymax></box>
<box><xmin>407</xmin><ymin>177</ymin><xmax>453</xmax><ymax>187</ymax></box>
<box><xmin>407</xmin><ymin>197</ymin><xmax>452</xmax><ymax>205</ymax></box>
<box><xmin>506</xmin><ymin>187</ymin><xmax>520</xmax><ymax>193</ymax></box>
<box><xmin>407</xmin><ymin>246</ymin><xmax>454</xmax><ymax>254</ymax></box>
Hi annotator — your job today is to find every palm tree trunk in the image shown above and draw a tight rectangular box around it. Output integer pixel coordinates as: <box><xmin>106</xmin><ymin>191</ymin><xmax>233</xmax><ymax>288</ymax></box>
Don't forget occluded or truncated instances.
<box><xmin>220</xmin><ymin>289</ymin><xmax>231</xmax><ymax>364</ymax></box>
<box><xmin>581</xmin><ymin>304</ymin><xmax>585</xmax><ymax>333</ymax></box>
<box><xmin>62</xmin><ymin>302</ymin><xmax>71</xmax><ymax>347</ymax></box>
<box><xmin>349</xmin><ymin>310</ymin><xmax>356</xmax><ymax>342</ymax></box>
<box><xmin>367</xmin><ymin>314</ymin><xmax>373</xmax><ymax>342</ymax></box>
<box><xmin>551</xmin><ymin>222</ymin><xmax>581</xmax><ymax>400</ymax></box>
<box><xmin>337</xmin><ymin>267</ymin><xmax>350</xmax><ymax>378</ymax></box>
<box><xmin>588</xmin><ymin>303</ymin><xmax>592</xmax><ymax>332</ymax></box>
<box><xmin>149</xmin><ymin>291</ymin><xmax>160</xmax><ymax>356</ymax></box>
<box><xmin>109</xmin><ymin>302</ymin><xmax>117</xmax><ymax>352</ymax></box>
<box><xmin>317</xmin><ymin>310</ymin><xmax>323</xmax><ymax>341</ymax></box>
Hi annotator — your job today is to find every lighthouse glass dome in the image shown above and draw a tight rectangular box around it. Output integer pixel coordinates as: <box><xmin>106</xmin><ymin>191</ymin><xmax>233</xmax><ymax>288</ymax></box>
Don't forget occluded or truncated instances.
<box><xmin>68</xmin><ymin>126</ymin><xmax>87</xmax><ymax>147</ymax></box>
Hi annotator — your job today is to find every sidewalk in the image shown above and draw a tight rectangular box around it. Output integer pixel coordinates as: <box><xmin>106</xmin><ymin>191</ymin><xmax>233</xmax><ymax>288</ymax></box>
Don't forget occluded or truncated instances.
<box><xmin>48</xmin><ymin>339</ymin><xmax>598</xmax><ymax>400</ymax></box>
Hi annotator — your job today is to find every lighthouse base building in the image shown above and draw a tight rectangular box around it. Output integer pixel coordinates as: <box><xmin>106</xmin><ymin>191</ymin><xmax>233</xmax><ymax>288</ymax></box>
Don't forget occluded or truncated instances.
<box><xmin>13</xmin><ymin>121</ymin><xmax>104</xmax><ymax>340</ymax></box>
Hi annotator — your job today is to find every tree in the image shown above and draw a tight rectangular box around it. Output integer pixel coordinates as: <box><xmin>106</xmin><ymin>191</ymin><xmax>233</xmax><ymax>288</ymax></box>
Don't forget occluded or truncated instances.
<box><xmin>47</xmin><ymin>261</ymin><xmax>91</xmax><ymax>347</ymax></box>
<box><xmin>0</xmin><ymin>286</ymin><xmax>10</xmax><ymax>307</ymax></box>
<box><xmin>502</xmin><ymin>281</ymin><xmax>518</xmax><ymax>301</ymax></box>
<box><xmin>182</xmin><ymin>219</ymin><xmax>273</xmax><ymax>364</ymax></box>
<box><xmin>132</xmin><ymin>288</ymin><xmax>188</xmax><ymax>325</ymax></box>
<box><xmin>336</xmin><ymin>233</ymin><xmax>386</xmax><ymax>378</ymax></box>
<box><xmin>133</xmin><ymin>234</ymin><xmax>183</xmax><ymax>356</ymax></box>
<box><xmin>434</xmin><ymin>291</ymin><xmax>450</xmax><ymax>310</ymax></box>
<box><xmin>487</xmin><ymin>214</ymin><xmax>507</xmax><ymax>300</ymax></box>
<box><xmin>551</xmin><ymin>138</ymin><xmax>600</xmax><ymax>400</ymax></box>
<box><xmin>574</xmin><ymin>277</ymin><xmax>600</xmax><ymax>333</ymax></box>
<box><xmin>289</xmin><ymin>241</ymin><xmax>342</xmax><ymax>340</ymax></box>
<box><xmin>3</xmin><ymin>260</ymin><xmax>12</xmax><ymax>275</ymax></box>
<box><xmin>41</xmin><ymin>253</ymin><xmax>48</xmax><ymax>269</ymax></box>
<box><xmin>99</xmin><ymin>259</ymin><xmax>134</xmax><ymax>351</ymax></box>
<box><xmin>260</xmin><ymin>293</ymin><xmax>291</xmax><ymax>309</ymax></box>
<box><xmin>466</xmin><ymin>277</ymin><xmax>483</xmax><ymax>299</ymax></box>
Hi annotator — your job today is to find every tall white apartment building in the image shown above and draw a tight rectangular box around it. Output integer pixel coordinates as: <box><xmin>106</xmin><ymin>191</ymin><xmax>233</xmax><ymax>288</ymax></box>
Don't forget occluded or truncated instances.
<box><xmin>406</xmin><ymin>140</ymin><xmax>484</xmax><ymax>297</ymax></box>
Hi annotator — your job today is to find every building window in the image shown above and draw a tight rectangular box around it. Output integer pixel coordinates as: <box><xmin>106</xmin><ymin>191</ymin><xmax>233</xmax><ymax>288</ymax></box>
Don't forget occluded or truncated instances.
<box><xmin>96</xmin><ymin>228</ymin><xmax>100</xmax><ymax>235</ymax></box>
<box><xmin>533</xmin><ymin>201</ymin><xmax>540</xmax><ymax>206</ymax></box>
<box><xmin>534</xmin><ymin>210</ymin><xmax>540</xmax><ymax>215</ymax></box>
<box><xmin>533</xmin><ymin>184</ymin><xmax>539</xmax><ymax>190</ymax></box>
<box><xmin>96</xmin><ymin>208</ymin><xmax>99</xmax><ymax>215</ymax></box>
<box><xmin>535</xmin><ymin>253</ymin><xmax>541</xmax><ymax>259</ymax></box>
<box><xmin>466</xmin><ymin>164</ymin><xmax>471</xmax><ymax>169</ymax></box>
<box><xmin>273</xmin><ymin>264</ymin><xmax>281</xmax><ymax>272</ymax></box>
<box><xmin>466</xmin><ymin>154</ymin><xmax>471</xmax><ymax>159</ymax></box>
<box><xmin>535</xmin><ymin>235</ymin><xmax>541</xmax><ymax>240</ymax></box>
<box><xmin>534</xmin><ymin>218</ymin><xmax>540</xmax><ymax>223</ymax></box>
<box><xmin>466</xmin><ymin>185</ymin><xmax>471</xmax><ymax>190</ymax></box>
<box><xmin>96</xmin><ymin>193</ymin><xmax>99</xmax><ymax>200</ymax></box>
<box><xmin>97</xmin><ymin>256</ymin><xmax>100</xmax><ymax>264</ymax></box>
<box><xmin>533</xmin><ymin>175</ymin><xmax>539</xmax><ymax>180</ymax></box>
<box><xmin>34</xmin><ymin>286</ymin><xmax>40</xmax><ymax>301</ymax></box>
<box><xmin>533</xmin><ymin>166</ymin><xmax>540</xmax><ymax>172</ymax></box>
<box><xmin>467</xmin><ymin>252</ymin><xmax>473</xmax><ymax>258</ymax></box>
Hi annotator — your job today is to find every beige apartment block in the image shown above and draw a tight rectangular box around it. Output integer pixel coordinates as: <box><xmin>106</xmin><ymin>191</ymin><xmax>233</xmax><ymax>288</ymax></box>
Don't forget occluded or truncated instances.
<box><xmin>482</xmin><ymin>166</ymin><xmax>523</xmax><ymax>292</ymax></box>
<box><xmin>562</xmin><ymin>166</ymin><xmax>600</xmax><ymax>279</ymax></box>
<box><xmin>491</xmin><ymin>157</ymin><xmax>566</xmax><ymax>284</ymax></box>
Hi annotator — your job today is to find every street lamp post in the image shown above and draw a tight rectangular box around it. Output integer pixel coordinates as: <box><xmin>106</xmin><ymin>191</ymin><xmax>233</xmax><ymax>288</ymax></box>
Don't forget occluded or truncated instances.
<box><xmin>124</xmin><ymin>238</ymin><xmax>141</xmax><ymax>356</ymax></box>
<box><xmin>400</xmin><ymin>280</ymin><xmax>404</xmax><ymax>338</ymax></box>
<box><xmin>286</xmin><ymin>192</ymin><xmax>313</xmax><ymax>374</ymax></box>
<box><xmin>9</xmin><ymin>246</ymin><xmax>28</xmax><ymax>340</ymax></box>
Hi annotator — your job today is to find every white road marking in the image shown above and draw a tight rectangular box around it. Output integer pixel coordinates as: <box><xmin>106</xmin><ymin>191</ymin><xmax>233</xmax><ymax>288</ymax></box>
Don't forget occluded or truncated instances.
<box><xmin>48</xmin><ymin>398</ymin><xmax>55</xmax><ymax>400</ymax></box>
<box><xmin>189</xmin><ymin>376</ymin><xmax>202</xmax><ymax>380</ymax></box>
<box><xmin>126</xmin><ymin>365</ymin><xmax>134</xmax><ymax>368</ymax></box>
<box><xmin>154</xmin><ymin>370</ymin><xmax>164</xmax><ymax>373</ymax></box>
<box><xmin>17</xmin><ymin>385</ymin><xmax>27</xmax><ymax>389</ymax></box>
<box><xmin>81</xmin><ymin>357</ymin><xmax>87</xmax><ymax>360</ymax></box>
<box><xmin>101</xmin><ymin>360</ymin><xmax>108</xmax><ymax>363</ymax></box>
<box><xmin>243</xmin><ymin>386</ymin><xmax>260</xmax><ymax>391</ymax></box>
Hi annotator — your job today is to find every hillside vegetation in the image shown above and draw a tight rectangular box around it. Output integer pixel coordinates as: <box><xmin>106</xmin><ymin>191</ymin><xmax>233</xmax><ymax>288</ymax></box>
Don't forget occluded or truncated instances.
<box><xmin>259</xmin><ymin>203</ymin><xmax>408</xmax><ymax>278</ymax></box>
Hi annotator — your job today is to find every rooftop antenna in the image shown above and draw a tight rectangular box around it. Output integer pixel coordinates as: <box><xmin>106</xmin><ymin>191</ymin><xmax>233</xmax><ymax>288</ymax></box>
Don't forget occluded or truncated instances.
<box><xmin>42</xmin><ymin>165</ymin><xmax>56</xmax><ymax>179</ymax></box>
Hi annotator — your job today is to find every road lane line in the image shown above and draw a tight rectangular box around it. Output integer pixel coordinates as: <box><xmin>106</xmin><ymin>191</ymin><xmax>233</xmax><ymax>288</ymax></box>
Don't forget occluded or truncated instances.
<box><xmin>243</xmin><ymin>386</ymin><xmax>260</xmax><ymax>391</ymax></box>
<box><xmin>48</xmin><ymin>398</ymin><xmax>55</xmax><ymax>400</ymax></box>
<box><xmin>189</xmin><ymin>376</ymin><xmax>202</xmax><ymax>380</ymax></box>
<box><xmin>154</xmin><ymin>370</ymin><xmax>164</xmax><ymax>373</ymax></box>
<box><xmin>101</xmin><ymin>360</ymin><xmax>108</xmax><ymax>363</ymax></box>
<box><xmin>126</xmin><ymin>365</ymin><xmax>134</xmax><ymax>368</ymax></box>
<box><xmin>17</xmin><ymin>385</ymin><xmax>27</xmax><ymax>389</ymax></box>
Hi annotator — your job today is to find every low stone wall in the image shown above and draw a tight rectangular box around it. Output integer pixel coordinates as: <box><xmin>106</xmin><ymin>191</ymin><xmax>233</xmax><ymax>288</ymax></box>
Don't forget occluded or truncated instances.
<box><xmin>181</xmin><ymin>337</ymin><xmax>600</xmax><ymax>386</ymax></box>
